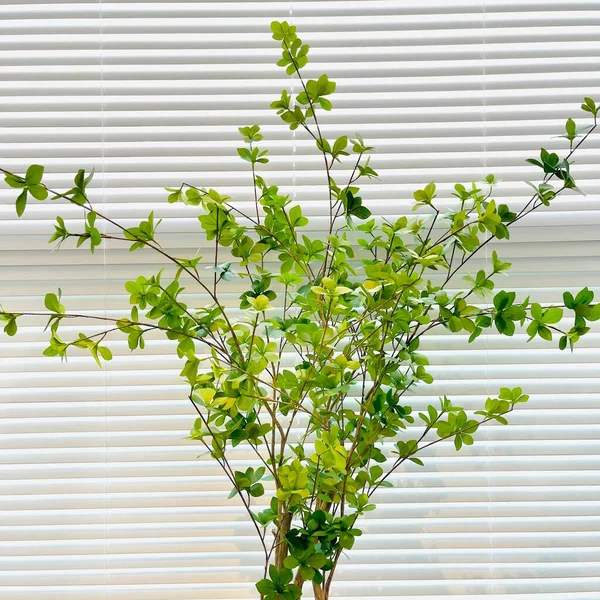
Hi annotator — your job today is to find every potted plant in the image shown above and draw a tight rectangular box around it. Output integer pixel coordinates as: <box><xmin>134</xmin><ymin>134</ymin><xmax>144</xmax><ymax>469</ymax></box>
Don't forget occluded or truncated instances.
<box><xmin>1</xmin><ymin>20</ymin><xmax>599</xmax><ymax>600</ymax></box>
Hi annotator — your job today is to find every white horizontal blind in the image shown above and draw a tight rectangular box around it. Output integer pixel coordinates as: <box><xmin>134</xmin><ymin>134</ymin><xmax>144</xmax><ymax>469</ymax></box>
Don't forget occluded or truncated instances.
<box><xmin>1</xmin><ymin>1</ymin><xmax>600</xmax><ymax>599</ymax></box>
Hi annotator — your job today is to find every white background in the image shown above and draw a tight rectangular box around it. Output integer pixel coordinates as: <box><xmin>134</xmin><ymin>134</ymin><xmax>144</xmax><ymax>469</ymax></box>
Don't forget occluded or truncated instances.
<box><xmin>1</xmin><ymin>1</ymin><xmax>600</xmax><ymax>598</ymax></box>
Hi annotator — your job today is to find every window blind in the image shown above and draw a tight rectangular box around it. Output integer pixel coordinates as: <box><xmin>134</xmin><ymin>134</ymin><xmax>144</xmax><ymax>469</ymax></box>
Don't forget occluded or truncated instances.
<box><xmin>1</xmin><ymin>1</ymin><xmax>599</xmax><ymax>598</ymax></box>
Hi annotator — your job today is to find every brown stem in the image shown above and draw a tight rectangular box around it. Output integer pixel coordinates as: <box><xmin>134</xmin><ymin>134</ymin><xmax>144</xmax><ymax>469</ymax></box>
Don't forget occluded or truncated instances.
<box><xmin>312</xmin><ymin>580</ymin><xmax>327</xmax><ymax>600</ymax></box>
<box><xmin>274</xmin><ymin>503</ymin><xmax>292</xmax><ymax>569</ymax></box>
<box><xmin>324</xmin><ymin>547</ymin><xmax>343</xmax><ymax>597</ymax></box>
<box><xmin>293</xmin><ymin>569</ymin><xmax>305</xmax><ymax>591</ymax></box>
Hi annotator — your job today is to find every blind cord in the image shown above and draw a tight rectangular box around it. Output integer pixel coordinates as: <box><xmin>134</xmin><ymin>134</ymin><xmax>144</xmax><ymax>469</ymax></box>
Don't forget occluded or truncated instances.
<box><xmin>99</xmin><ymin>0</ymin><xmax>108</xmax><ymax>596</ymax></box>
<box><xmin>481</xmin><ymin>0</ymin><xmax>497</xmax><ymax>594</ymax></box>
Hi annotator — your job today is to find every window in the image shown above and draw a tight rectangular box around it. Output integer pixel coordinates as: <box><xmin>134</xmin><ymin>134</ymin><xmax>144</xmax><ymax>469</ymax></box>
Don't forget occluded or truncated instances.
<box><xmin>1</xmin><ymin>1</ymin><xmax>599</xmax><ymax>598</ymax></box>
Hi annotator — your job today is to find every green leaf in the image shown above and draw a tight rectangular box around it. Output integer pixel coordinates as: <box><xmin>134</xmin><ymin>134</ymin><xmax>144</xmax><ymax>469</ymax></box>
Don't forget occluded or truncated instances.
<box><xmin>537</xmin><ymin>325</ymin><xmax>553</xmax><ymax>342</ymax></box>
<box><xmin>565</xmin><ymin>118</ymin><xmax>576</xmax><ymax>140</ymax></box>
<box><xmin>168</xmin><ymin>189</ymin><xmax>184</xmax><ymax>203</ymax></box>
<box><xmin>3</xmin><ymin>316</ymin><xmax>18</xmax><ymax>337</ymax></box>
<box><xmin>563</xmin><ymin>291</ymin><xmax>575</xmax><ymax>309</ymax></box>
<box><xmin>4</xmin><ymin>173</ymin><xmax>26</xmax><ymax>189</ymax></box>
<box><xmin>28</xmin><ymin>184</ymin><xmax>48</xmax><ymax>200</ymax></box>
<box><xmin>283</xmin><ymin>556</ymin><xmax>299</xmax><ymax>569</ymax></box>
<box><xmin>526</xmin><ymin>320</ymin><xmax>538</xmax><ymax>341</ymax></box>
<box><xmin>289</xmin><ymin>205</ymin><xmax>308</xmax><ymax>228</ymax></box>
<box><xmin>237</xmin><ymin>147</ymin><xmax>253</xmax><ymax>163</ymax></box>
<box><xmin>25</xmin><ymin>164</ymin><xmax>44</xmax><ymax>186</ymax></box>
<box><xmin>44</xmin><ymin>292</ymin><xmax>64</xmax><ymax>314</ymax></box>
<box><xmin>575</xmin><ymin>287</ymin><xmax>594</xmax><ymax>305</ymax></box>
<box><xmin>256</xmin><ymin>579</ymin><xmax>275</xmax><ymax>595</ymax></box>
<box><xmin>74</xmin><ymin>169</ymin><xmax>85</xmax><ymax>190</ymax></box>
<box><xmin>238</xmin><ymin>125</ymin><xmax>263</xmax><ymax>143</ymax></box>
<box><xmin>332</xmin><ymin>135</ymin><xmax>348</xmax><ymax>159</ymax></box>
<box><xmin>543</xmin><ymin>307</ymin><xmax>563</xmax><ymax>324</ymax></box>
<box><xmin>491</xmin><ymin>250</ymin><xmax>511</xmax><ymax>273</ymax></box>
<box><xmin>316</xmin><ymin>137</ymin><xmax>331</xmax><ymax>154</ymax></box>
<box><xmin>15</xmin><ymin>189</ymin><xmax>27</xmax><ymax>217</ymax></box>
<box><xmin>530</xmin><ymin>302</ymin><xmax>543</xmax><ymax>321</ymax></box>
<box><xmin>270</xmin><ymin>21</ymin><xmax>284</xmax><ymax>40</ymax></box>
<box><xmin>98</xmin><ymin>346</ymin><xmax>113</xmax><ymax>361</ymax></box>
<box><xmin>351</xmin><ymin>205</ymin><xmax>372</xmax><ymax>220</ymax></box>
<box><xmin>249</xmin><ymin>483</ymin><xmax>264</xmax><ymax>497</ymax></box>
<box><xmin>581</xmin><ymin>97</ymin><xmax>598</xmax><ymax>117</ymax></box>
<box><xmin>308</xmin><ymin>553</ymin><xmax>327</xmax><ymax>569</ymax></box>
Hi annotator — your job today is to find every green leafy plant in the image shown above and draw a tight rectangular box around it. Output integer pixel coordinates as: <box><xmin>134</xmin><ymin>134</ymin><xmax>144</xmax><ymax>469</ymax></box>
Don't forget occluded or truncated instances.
<box><xmin>1</xmin><ymin>20</ymin><xmax>600</xmax><ymax>600</ymax></box>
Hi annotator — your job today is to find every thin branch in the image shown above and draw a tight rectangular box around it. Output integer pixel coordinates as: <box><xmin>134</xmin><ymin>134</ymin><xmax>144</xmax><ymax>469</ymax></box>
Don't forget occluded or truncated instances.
<box><xmin>188</xmin><ymin>394</ymin><xmax>270</xmax><ymax>566</ymax></box>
